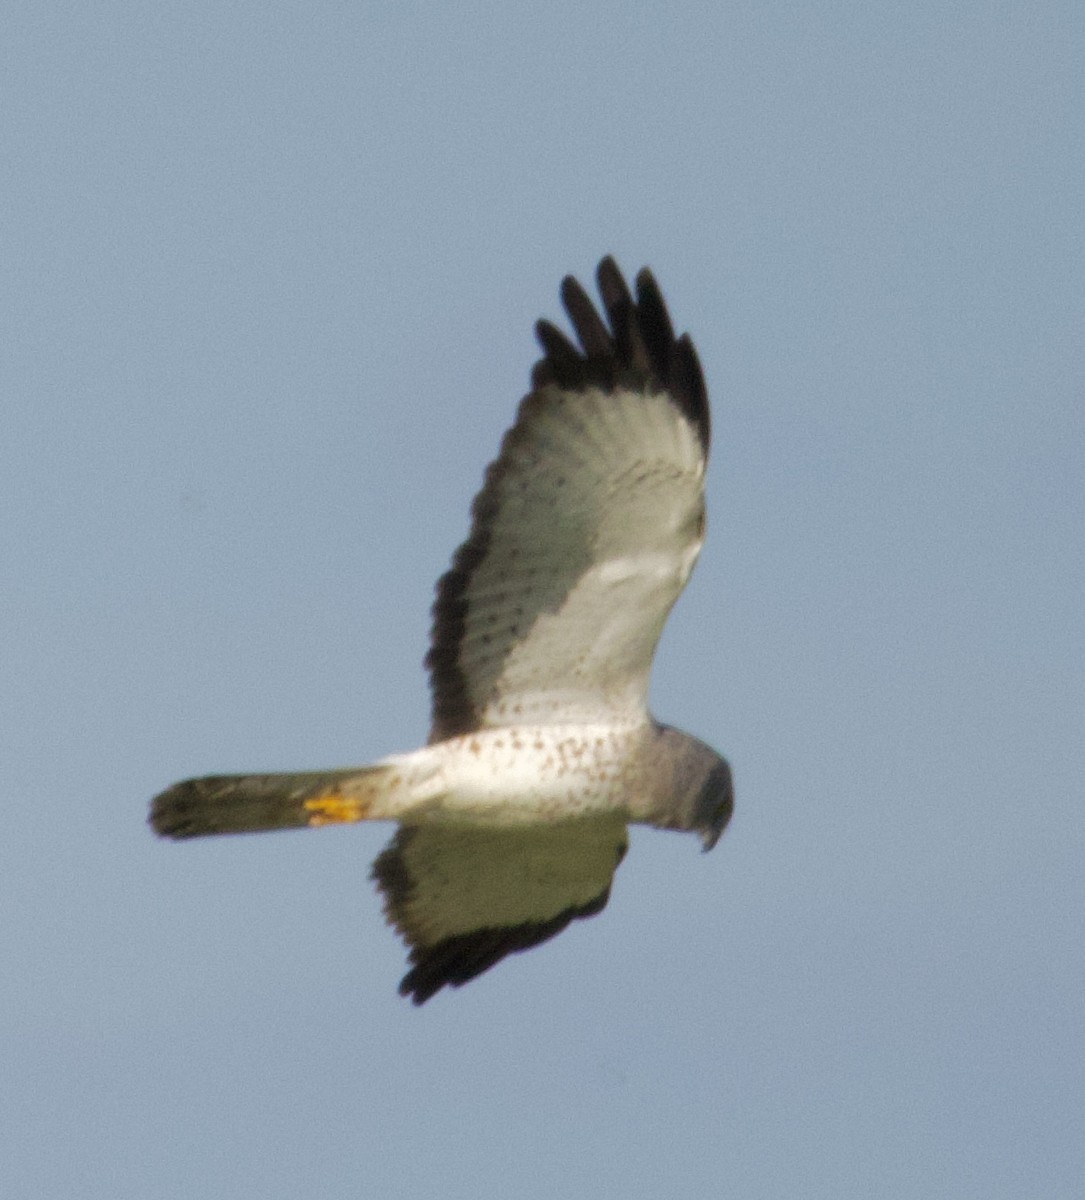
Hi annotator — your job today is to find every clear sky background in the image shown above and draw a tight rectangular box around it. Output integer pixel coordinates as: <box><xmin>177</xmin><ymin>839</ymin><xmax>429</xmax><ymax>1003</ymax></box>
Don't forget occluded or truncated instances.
<box><xmin>3</xmin><ymin>3</ymin><xmax>1083</xmax><ymax>1197</ymax></box>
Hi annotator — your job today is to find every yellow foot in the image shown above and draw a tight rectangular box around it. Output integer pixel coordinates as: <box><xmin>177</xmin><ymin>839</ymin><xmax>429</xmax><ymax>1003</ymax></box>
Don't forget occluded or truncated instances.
<box><xmin>304</xmin><ymin>790</ymin><xmax>370</xmax><ymax>828</ymax></box>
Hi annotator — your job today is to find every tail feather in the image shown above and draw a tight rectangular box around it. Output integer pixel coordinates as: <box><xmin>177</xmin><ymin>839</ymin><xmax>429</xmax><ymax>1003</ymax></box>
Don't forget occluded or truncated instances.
<box><xmin>149</xmin><ymin>766</ymin><xmax>393</xmax><ymax>839</ymax></box>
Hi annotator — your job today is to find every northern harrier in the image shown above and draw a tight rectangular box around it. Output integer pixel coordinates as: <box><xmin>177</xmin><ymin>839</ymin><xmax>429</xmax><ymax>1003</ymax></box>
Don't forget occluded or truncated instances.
<box><xmin>150</xmin><ymin>258</ymin><xmax>733</xmax><ymax>1003</ymax></box>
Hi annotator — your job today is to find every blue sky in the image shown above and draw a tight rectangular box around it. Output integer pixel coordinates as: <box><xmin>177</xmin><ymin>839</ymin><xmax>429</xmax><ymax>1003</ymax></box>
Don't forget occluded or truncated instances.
<box><xmin>3</xmin><ymin>3</ymin><xmax>1083</xmax><ymax>1197</ymax></box>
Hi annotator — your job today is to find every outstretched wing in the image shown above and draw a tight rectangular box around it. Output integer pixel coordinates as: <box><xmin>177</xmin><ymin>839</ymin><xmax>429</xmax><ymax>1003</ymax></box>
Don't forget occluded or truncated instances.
<box><xmin>427</xmin><ymin>257</ymin><xmax>710</xmax><ymax>741</ymax></box>
<box><xmin>371</xmin><ymin>816</ymin><xmax>628</xmax><ymax>1004</ymax></box>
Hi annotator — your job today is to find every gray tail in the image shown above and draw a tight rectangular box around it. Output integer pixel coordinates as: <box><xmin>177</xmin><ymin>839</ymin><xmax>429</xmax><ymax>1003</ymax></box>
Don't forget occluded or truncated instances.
<box><xmin>149</xmin><ymin>766</ymin><xmax>390</xmax><ymax>839</ymax></box>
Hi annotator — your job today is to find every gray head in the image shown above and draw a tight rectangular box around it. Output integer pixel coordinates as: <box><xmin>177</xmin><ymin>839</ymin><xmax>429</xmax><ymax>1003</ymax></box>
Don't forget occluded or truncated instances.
<box><xmin>647</xmin><ymin>726</ymin><xmax>734</xmax><ymax>851</ymax></box>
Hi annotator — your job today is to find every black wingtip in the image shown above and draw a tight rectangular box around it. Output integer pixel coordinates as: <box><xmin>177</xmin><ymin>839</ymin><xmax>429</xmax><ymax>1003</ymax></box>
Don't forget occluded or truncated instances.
<box><xmin>530</xmin><ymin>256</ymin><xmax>710</xmax><ymax>455</ymax></box>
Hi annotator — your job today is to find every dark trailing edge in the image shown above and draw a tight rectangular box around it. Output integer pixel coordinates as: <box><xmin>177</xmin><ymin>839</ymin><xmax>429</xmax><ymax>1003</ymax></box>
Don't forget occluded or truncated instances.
<box><xmin>395</xmin><ymin>893</ymin><xmax>611</xmax><ymax>1006</ymax></box>
<box><xmin>371</xmin><ymin>829</ymin><xmax>623</xmax><ymax>1005</ymax></box>
<box><xmin>425</xmin><ymin>257</ymin><xmax>708</xmax><ymax>742</ymax></box>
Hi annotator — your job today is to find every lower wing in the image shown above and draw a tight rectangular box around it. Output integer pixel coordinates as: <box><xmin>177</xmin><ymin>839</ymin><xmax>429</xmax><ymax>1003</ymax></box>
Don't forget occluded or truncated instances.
<box><xmin>372</xmin><ymin>815</ymin><xmax>629</xmax><ymax>1004</ymax></box>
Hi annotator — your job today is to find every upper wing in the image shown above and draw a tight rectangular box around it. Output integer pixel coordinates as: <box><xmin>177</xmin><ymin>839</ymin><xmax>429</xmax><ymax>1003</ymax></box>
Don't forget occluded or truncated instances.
<box><xmin>427</xmin><ymin>257</ymin><xmax>710</xmax><ymax>741</ymax></box>
<box><xmin>371</xmin><ymin>816</ymin><xmax>628</xmax><ymax>1004</ymax></box>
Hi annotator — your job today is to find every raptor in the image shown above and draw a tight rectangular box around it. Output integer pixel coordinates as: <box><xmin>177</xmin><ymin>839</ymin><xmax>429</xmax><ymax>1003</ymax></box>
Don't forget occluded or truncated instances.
<box><xmin>150</xmin><ymin>258</ymin><xmax>733</xmax><ymax>1003</ymax></box>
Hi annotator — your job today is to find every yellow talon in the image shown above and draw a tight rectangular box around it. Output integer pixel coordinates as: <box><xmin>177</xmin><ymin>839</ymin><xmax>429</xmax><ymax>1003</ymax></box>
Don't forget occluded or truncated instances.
<box><xmin>304</xmin><ymin>792</ymin><xmax>369</xmax><ymax>827</ymax></box>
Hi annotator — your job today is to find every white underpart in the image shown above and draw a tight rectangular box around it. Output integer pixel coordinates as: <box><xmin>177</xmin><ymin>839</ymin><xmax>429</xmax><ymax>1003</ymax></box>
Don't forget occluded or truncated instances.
<box><xmin>373</xmin><ymin>723</ymin><xmax>653</xmax><ymax>825</ymax></box>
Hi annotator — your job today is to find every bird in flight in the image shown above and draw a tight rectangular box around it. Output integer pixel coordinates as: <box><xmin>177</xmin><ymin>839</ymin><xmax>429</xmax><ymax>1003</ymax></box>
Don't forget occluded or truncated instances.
<box><xmin>150</xmin><ymin>257</ymin><xmax>733</xmax><ymax>1004</ymax></box>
